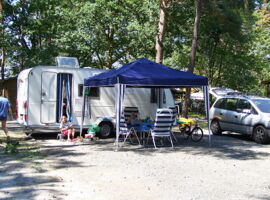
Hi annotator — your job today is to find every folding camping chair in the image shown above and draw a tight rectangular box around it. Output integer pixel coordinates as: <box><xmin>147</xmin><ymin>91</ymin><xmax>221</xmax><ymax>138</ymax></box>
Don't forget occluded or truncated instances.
<box><xmin>57</xmin><ymin>132</ymin><xmax>66</xmax><ymax>140</ymax></box>
<box><xmin>124</xmin><ymin>107</ymin><xmax>139</xmax><ymax>122</ymax></box>
<box><xmin>169</xmin><ymin>106</ymin><xmax>178</xmax><ymax>143</ymax></box>
<box><xmin>119</xmin><ymin>114</ymin><xmax>141</xmax><ymax>146</ymax></box>
<box><xmin>147</xmin><ymin>108</ymin><xmax>174</xmax><ymax>148</ymax></box>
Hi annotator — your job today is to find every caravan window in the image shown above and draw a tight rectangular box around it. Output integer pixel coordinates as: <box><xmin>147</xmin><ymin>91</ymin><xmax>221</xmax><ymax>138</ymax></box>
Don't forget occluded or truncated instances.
<box><xmin>78</xmin><ymin>84</ymin><xmax>83</xmax><ymax>97</ymax></box>
<box><xmin>163</xmin><ymin>91</ymin><xmax>166</xmax><ymax>104</ymax></box>
<box><xmin>151</xmin><ymin>89</ymin><xmax>166</xmax><ymax>103</ymax></box>
<box><xmin>89</xmin><ymin>87</ymin><xmax>100</xmax><ymax>98</ymax></box>
<box><xmin>150</xmin><ymin>89</ymin><xmax>157</xmax><ymax>103</ymax></box>
<box><xmin>78</xmin><ymin>84</ymin><xmax>100</xmax><ymax>98</ymax></box>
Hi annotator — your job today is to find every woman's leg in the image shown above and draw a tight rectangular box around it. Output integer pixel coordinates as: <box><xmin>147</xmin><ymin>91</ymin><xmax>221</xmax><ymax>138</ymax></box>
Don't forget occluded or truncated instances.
<box><xmin>2</xmin><ymin>121</ymin><xmax>9</xmax><ymax>137</ymax></box>
<box><xmin>67</xmin><ymin>129</ymin><xmax>71</xmax><ymax>141</ymax></box>
<box><xmin>71</xmin><ymin>129</ymin><xmax>75</xmax><ymax>139</ymax></box>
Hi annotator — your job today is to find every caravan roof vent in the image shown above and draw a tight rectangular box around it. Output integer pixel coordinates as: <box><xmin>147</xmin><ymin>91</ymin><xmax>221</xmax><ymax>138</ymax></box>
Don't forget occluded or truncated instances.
<box><xmin>56</xmin><ymin>57</ymin><xmax>79</xmax><ymax>68</ymax></box>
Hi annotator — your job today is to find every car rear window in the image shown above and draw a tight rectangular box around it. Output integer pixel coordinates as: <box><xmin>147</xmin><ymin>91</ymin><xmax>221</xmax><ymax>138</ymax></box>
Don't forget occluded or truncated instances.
<box><xmin>225</xmin><ymin>98</ymin><xmax>238</xmax><ymax>111</ymax></box>
<box><xmin>237</xmin><ymin>99</ymin><xmax>251</xmax><ymax>110</ymax></box>
<box><xmin>214</xmin><ymin>98</ymin><xmax>226</xmax><ymax>109</ymax></box>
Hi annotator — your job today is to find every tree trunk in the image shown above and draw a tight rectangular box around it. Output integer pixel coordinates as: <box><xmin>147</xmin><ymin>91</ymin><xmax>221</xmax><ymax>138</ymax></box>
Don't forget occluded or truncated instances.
<box><xmin>155</xmin><ymin>0</ymin><xmax>169</xmax><ymax>64</ymax></box>
<box><xmin>182</xmin><ymin>0</ymin><xmax>202</xmax><ymax>118</ymax></box>
<box><xmin>1</xmin><ymin>47</ymin><xmax>5</xmax><ymax>81</ymax></box>
<box><xmin>0</xmin><ymin>0</ymin><xmax>5</xmax><ymax>89</ymax></box>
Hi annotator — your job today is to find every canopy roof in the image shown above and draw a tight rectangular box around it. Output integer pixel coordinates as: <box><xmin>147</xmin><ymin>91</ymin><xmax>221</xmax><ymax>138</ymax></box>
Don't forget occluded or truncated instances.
<box><xmin>84</xmin><ymin>58</ymin><xmax>208</xmax><ymax>87</ymax></box>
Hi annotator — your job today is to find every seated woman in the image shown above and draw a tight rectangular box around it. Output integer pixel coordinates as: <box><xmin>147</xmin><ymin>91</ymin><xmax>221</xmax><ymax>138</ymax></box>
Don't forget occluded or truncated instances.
<box><xmin>59</xmin><ymin>115</ymin><xmax>75</xmax><ymax>141</ymax></box>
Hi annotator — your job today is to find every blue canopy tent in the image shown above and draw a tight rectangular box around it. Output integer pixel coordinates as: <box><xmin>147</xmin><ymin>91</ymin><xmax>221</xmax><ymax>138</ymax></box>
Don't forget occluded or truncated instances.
<box><xmin>81</xmin><ymin>58</ymin><xmax>211</xmax><ymax>146</ymax></box>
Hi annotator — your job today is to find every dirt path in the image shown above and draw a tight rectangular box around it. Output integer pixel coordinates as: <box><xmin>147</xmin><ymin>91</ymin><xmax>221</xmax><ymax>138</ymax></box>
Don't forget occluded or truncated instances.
<box><xmin>1</xmin><ymin>122</ymin><xmax>270</xmax><ymax>200</ymax></box>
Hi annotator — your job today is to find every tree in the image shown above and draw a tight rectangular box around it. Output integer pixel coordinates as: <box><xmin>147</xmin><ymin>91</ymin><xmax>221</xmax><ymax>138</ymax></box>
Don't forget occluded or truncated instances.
<box><xmin>0</xmin><ymin>0</ymin><xmax>267</xmax><ymax>98</ymax></box>
<box><xmin>182</xmin><ymin>0</ymin><xmax>203</xmax><ymax>118</ymax></box>
<box><xmin>155</xmin><ymin>0</ymin><xmax>170</xmax><ymax>64</ymax></box>
<box><xmin>56</xmin><ymin>0</ymin><xmax>159</xmax><ymax>68</ymax></box>
<box><xmin>193</xmin><ymin>0</ymin><xmax>262</xmax><ymax>93</ymax></box>
<box><xmin>1</xmin><ymin>0</ymin><xmax>62</xmax><ymax>74</ymax></box>
<box><xmin>0</xmin><ymin>0</ymin><xmax>5</xmax><ymax>84</ymax></box>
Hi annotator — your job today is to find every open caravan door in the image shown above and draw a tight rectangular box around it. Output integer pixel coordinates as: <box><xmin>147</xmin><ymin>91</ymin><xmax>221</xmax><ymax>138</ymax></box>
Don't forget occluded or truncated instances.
<box><xmin>41</xmin><ymin>72</ymin><xmax>57</xmax><ymax>123</ymax></box>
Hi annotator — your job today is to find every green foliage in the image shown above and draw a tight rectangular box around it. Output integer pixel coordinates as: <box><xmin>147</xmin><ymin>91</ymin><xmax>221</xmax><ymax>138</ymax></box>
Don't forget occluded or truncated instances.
<box><xmin>5</xmin><ymin>141</ymin><xmax>19</xmax><ymax>154</ymax></box>
<box><xmin>0</xmin><ymin>0</ymin><xmax>269</xmax><ymax>94</ymax></box>
<box><xmin>252</xmin><ymin>1</ymin><xmax>270</xmax><ymax>93</ymax></box>
<box><xmin>54</xmin><ymin>0</ymin><xmax>158</xmax><ymax>68</ymax></box>
<box><xmin>195</xmin><ymin>0</ymin><xmax>265</xmax><ymax>93</ymax></box>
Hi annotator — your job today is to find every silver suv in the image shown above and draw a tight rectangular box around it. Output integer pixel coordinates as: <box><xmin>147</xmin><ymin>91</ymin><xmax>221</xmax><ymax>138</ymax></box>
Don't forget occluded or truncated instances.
<box><xmin>210</xmin><ymin>95</ymin><xmax>270</xmax><ymax>144</ymax></box>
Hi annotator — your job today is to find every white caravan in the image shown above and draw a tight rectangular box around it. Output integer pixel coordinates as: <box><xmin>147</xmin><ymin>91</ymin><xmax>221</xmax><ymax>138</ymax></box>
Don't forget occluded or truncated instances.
<box><xmin>17</xmin><ymin>57</ymin><xmax>175</xmax><ymax>138</ymax></box>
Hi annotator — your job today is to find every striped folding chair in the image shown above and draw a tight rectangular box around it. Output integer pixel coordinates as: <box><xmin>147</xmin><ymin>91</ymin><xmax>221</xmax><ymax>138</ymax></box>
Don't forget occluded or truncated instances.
<box><xmin>148</xmin><ymin>108</ymin><xmax>174</xmax><ymax>148</ymax></box>
<box><xmin>169</xmin><ymin>106</ymin><xmax>177</xmax><ymax>126</ymax></box>
<box><xmin>169</xmin><ymin>106</ymin><xmax>178</xmax><ymax>143</ymax></box>
<box><xmin>124</xmin><ymin>107</ymin><xmax>139</xmax><ymax>122</ymax></box>
<box><xmin>119</xmin><ymin>114</ymin><xmax>141</xmax><ymax>146</ymax></box>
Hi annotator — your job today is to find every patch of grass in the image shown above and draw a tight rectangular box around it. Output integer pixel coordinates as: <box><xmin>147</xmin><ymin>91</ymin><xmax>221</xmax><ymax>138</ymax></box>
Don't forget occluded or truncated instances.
<box><xmin>188</xmin><ymin>112</ymin><xmax>206</xmax><ymax>118</ymax></box>
<box><xmin>18</xmin><ymin>143</ymin><xmax>40</xmax><ymax>151</ymax></box>
<box><xmin>20</xmin><ymin>151</ymin><xmax>46</xmax><ymax>159</ymax></box>
<box><xmin>5</xmin><ymin>141</ymin><xmax>20</xmax><ymax>154</ymax></box>
<box><xmin>197</xmin><ymin>120</ymin><xmax>208</xmax><ymax>130</ymax></box>
<box><xmin>1</xmin><ymin>138</ymin><xmax>47</xmax><ymax>161</ymax></box>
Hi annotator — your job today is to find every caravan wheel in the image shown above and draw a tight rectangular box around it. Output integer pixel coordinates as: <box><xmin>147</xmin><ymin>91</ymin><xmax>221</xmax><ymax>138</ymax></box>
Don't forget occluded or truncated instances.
<box><xmin>98</xmin><ymin>122</ymin><xmax>112</xmax><ymax>138</ymax></box>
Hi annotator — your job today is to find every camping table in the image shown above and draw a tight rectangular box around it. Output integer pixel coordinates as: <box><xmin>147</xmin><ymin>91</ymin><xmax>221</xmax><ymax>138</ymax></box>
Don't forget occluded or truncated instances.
<box><xmin>130</xmin><ymin>122</ymin><xmax>154</xmax><ymax>145</ymax></box>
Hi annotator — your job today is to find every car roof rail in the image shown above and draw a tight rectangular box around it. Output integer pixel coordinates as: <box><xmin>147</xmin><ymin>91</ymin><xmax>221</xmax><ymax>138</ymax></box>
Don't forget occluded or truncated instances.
<box><xmin>225</xmin><ymin>92</ymin><xmax>265</xmax><ymax>99</ymax></box>
<box><xmin>227</xmin><ymin>92</ymin><xmax>243</xmax><ymax>96</ymax></box>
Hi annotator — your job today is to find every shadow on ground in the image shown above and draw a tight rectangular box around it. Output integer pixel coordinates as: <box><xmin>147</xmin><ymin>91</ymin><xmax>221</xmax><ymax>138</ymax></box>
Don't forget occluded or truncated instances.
<box><xmin>0</xmin><ymin>122</ymin><xmax>92</xmax><ymax>199</ymax></box>
<box><xmin>1</xmin><ymin>121</ymin><xmax>270</xmax><ymax>199</ymax></box>
<box><xmin>5</xmin><ymin>121</ymin><xmax>270</xmax><ymax>162</ymax></box>
<box><xmin>83</xmin><ymin>131</ymin><xmax>270</xmax><ymax>160</ymax></box>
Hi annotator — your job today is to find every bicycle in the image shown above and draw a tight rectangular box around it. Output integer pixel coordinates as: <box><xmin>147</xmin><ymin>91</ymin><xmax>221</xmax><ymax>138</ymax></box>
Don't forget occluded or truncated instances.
<box><xmin>177</xmin><ymin>118</ymin><xmax>204</xmax><ymax>142</ymax></box>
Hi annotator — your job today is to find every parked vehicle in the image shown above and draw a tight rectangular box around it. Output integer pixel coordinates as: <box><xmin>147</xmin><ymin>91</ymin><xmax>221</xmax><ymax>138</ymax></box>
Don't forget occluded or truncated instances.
<box><xmin>17</xmin><ymin>57</ymin><xmax>175</xmax><ymax>138</ymax></box>
<box><xmin>190</xmin><ymin>87</ymin><xmax>240</xmax><ymax>107</ymax></box>
<box><xmin>210</xmin><ymin>94</ymin><xmax>270</xmax><ymax>144</ymax></box>
<box><xmin>209</xmin><ymin>87</ymin><xmax>241</xmax><ymax>105</ymax></box>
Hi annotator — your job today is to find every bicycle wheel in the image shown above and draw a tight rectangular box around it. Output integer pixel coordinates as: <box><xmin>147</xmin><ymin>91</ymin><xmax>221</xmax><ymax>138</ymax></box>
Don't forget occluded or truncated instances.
<box><xmin>191</xmin><ymin>127</ymin><xmax>203</xmax><ymax>142</ymax></box>
<box><xmin>182</xmin><ymin>125</ymin><xmax>191</xmax><ymax>140</ymax></box>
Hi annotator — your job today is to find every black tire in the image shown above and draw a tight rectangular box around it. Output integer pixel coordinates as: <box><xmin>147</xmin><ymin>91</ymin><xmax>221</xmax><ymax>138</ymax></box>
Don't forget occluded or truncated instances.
<box><xmin>253</xmin><ymin>125</ymin><xmax>269</xmax><ymax>144</ymax></box>
<box><xmin>98</xmin><ymin>122</ymin><xmax>112</xmax><ymax>139</ymax></box>
<box><xmin>210</xmin><ymin>120</ymin><xmax>222</xmax><ymax>135</ymax></box>
<box><xmin>191</xmin><ymin>127</ymin><xmax>204</xmax><ymax>142</ymax></box>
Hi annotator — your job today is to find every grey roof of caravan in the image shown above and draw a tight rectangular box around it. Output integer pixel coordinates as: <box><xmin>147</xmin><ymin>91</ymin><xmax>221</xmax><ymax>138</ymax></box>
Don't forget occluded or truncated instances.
<box><xmin>18</xmin><ymin>65</ymin><xmax>105</xmax><ymax>79</ymax></box>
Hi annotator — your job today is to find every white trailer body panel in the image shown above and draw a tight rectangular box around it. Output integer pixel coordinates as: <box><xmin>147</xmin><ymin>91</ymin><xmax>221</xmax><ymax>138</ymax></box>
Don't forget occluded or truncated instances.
<box><xmin>41</xmin><ymin>71</ymin><xmax>57</xmax><ymax>123</ymax></box>
<box><xmin>17</xmin><ymin>65</ymin><xmax>175</xmax><ymax>133</ymax></box>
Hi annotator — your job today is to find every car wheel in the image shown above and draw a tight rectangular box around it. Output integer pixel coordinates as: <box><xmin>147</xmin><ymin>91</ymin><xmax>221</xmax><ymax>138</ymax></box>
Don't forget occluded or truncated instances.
<box><xmin>253</xmin><ymin>125</ymin><xmax>269</xmax><ymax>144</ymax></box>
<box><xmin>210</xmin><ymin>119</ymin><xmax>222</xmax><ymax>135</ymax></box>
<box><xmin>98</xmin><ymin>122</ymin><xmax>112</xmax><ymax>139</ymax></box>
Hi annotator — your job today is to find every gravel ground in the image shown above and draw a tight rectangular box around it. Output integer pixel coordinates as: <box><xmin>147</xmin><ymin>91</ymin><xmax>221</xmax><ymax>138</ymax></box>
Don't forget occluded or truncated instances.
<box><xmin>0</xmin><ymin>121</ymin><xmax>270</xmax><ymax>200</ymax></box>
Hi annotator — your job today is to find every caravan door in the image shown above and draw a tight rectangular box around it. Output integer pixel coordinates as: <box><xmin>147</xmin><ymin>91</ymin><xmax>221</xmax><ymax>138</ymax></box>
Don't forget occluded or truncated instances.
<box><xmin>41</xmin><ymin>72</ymin><xmax>57</xmax><ymax>123</ymax></box>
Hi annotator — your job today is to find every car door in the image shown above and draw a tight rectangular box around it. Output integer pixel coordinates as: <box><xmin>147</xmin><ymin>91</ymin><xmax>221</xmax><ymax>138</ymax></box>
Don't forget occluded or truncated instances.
<box><xmin>235</xmin><ymin>99</ymin><xmax>257</xmax><ymax>134</ymax></box>
<box><xmin>221</xmin><ymin>98</ymin><xmax>238</xmax><ymax>132</ymax></box>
